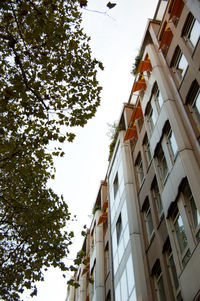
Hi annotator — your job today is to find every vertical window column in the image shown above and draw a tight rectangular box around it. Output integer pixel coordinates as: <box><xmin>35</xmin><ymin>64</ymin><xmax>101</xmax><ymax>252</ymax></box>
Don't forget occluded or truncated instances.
<box><xmin>153</xmin><ymin>263</ymin><xmax>167</xmax><ymax>301</ymax></box>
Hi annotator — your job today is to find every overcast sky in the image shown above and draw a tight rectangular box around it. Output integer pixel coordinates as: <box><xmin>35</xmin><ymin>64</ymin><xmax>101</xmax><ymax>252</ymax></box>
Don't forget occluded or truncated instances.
<box><xmin>25</xmin><ymin>0</ymin><xmax>158</xmax><ymax>300</ymax></box>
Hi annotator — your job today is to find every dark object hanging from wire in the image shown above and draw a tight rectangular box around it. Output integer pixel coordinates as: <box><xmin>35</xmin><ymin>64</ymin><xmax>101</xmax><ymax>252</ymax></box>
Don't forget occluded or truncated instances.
<box><xmin>107</xmin><ymin>2</ymin><xmax>117</xmax><ymax>9</ymax></box>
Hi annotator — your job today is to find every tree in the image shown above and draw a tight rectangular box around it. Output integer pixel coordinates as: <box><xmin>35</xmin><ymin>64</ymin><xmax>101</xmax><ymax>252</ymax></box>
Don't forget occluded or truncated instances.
<box><xmin>0</xmin><ymin>0</ymin><xmax>103</xmax><ymax>299</ymax></box>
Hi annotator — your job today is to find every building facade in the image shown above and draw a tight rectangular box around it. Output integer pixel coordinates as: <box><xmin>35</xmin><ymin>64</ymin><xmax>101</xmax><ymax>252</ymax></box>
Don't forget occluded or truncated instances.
<box><xmin>66</xmin><ymin>0</ymin><xmax>200</xmax><ymax>300</ymax></box>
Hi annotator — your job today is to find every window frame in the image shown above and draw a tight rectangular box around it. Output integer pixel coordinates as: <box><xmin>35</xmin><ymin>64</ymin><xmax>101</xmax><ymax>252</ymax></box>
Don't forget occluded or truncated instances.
<box><xmin>182</xmin><ymin>13</ymin><xmax>200</xmax><ymax>49</ymax></box>
<box><xmin>157</xmin><ymin>145</ymin><xmax>169</xmax><ymax>183</ymax></box>
<box><xmin>116</xmin><ymin>214</ymin><xmax>122</xmax><ymax>244</ymax></box>
<box><xmin>171</xmin><ymin>205</ymin><xmax>191</xmax><ymax>268</ymax></box>
<box><xmin>167</xmin><ymin>128</ymin><xmax>178</xmax><ymax>159</ymax></box>
<box><xmin>187</xmin><ymin>80</ymin><xmax>200</xmax><ymax>130</ymax></box>
<box><xmin>143</xmin><ymin>134</ymin><xmax>152</xmax><ymax>166</ymax></box>
<box><xmin>113</xmin><ymin>172</ymin><xmax>119</xmax><ymax>199</ymax></box>
<box><xmin>154</xmin><ymin>264</ymin><xmax>167</xmax><ymax>301</ymax></box>
<box><xmin>146</xmin><ymin>103</ymin><xmax>156</xmax><ymax>134</ymax></box>
<box><xmin>151</xmin><ymin>178</ymin><xmax>163</xmax><ymax>218</ymax></box>
<box><xmin>165</xmin><ymin>244</ymin><xmax>182</xmax><ymax>300</ymax></box>
<box><xmin>136</xmin><ymin>153</ymin><xmax>144</xmax><ymax>186</ymax></box>
<box><xmin>143</xmin><ymin>199</ymin><xmax>154</xmax><ymax>243</ymax></box>
<box><xmin>154</xmin><ymin>84</ymin><xmax>164</xmax><ymax>112</ymax></box>
<box><xmin>171</xmin><ymin>47</ymin><xmax>188</xmax><ymax>82</ymax></box>
<box><xmin>183</xmin><ymin>183</ymin><xmax>200</xmax><ymax>243</ymax></box>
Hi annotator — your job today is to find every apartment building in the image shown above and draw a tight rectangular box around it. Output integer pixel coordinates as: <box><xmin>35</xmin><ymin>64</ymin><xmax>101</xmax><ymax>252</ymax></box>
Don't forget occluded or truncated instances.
<box><xmin>66</xmin><ymin>181</ymin><xmax>114</xmax><ymax>301</ymax></box>
<box><xmin>66</xmin><ymin>0</ymin><xmax>200</xmax><ymax>300</ymax></box>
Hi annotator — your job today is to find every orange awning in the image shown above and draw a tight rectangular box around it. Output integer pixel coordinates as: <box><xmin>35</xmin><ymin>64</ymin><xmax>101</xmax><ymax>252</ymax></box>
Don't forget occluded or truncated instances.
<box><xmin>131</xmin><ymin>78</ymin><xmax>146</xmax><ymax>93</ymax></box>
<box><xmin>124</xmin><ymin>102</ymin><xmax>143</xmax><ymax>142</ymax></box>
<box><xmin>124</xmin><ymin>125</ymin><xmax>137</xmax><ymax>142</ymax></box>
<box><xmin>170</xmin><ymin>0</ymin><xmax>184</xmax><ymax>21</ymax></box>
<box><xmin>130</xmin><ymin>104</ymin><xmax>143</xmax><ymax>124</ymax></box>
<box><xmin>159</xmin><ymin>27</ymin><xmax>173</xmax><ymax>50</ymax></box>
<box><xmin>137</xmin><ymin>60</ymin><xmax>152</xmax><ymax>73</ymax></box>
<box><xmin>98</xmin><ymin>212</ymin><xmax>108</xmax><ymax>225</ymax></box>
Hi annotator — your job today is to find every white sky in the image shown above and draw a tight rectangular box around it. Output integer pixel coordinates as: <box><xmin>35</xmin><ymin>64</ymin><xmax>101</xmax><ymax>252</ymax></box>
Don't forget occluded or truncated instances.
<box><xmin>25</xmin><ymin>0</ymin><xmax>158</xmax><ymax>300</ymax></box>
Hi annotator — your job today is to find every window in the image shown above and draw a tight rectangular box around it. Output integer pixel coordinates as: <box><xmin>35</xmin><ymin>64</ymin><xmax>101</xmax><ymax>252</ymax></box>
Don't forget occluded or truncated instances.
<box><xmin>151</xmin><ymin>178</ymin><xmax>163</xmax><ymax>217</ymax></box>
<box><xmin>121</xmin><ymin>269</ymin><xmax>128</xmax><ymax>301</ymax></box>
<box><xmin>167</xmin><ymin>128</ymin><xmax>178</xmax><ymax>158</ymax></box>
<box><xmin>116</xmin><ymin>214</ymin><xmax>122</xmax><ymax>244</ymax></box>
<box><xmin>171</xmin><ymin>206</ymin><xmax>191</xmax><ymax>267</ymax></box>
<box><xmin>183</xmin><ymin>183</ymin><xmax>200</xmax><ymax>242</ymax></box>
<box><xmin>126</xmin><ymin>255</ymin><xmax>135</xmax><ymax>297</ymax></box>
<box><xmin>114</xmin><ymin>255</ymin><xmax>136</xmax><ymax>301</ymax></box>
<box><xmin>182</xmin><ymin>13</ymin><xmax>200</xmax><ymax>48</ymax></box>
<box><xmin>106</xmin><ymin>291</ymin><xmax>111</xmax><ymax>301</ymax></box>
<box><xmin>187</xmin><ymin>80</ymin><xmax>200</xmax><ymax>128</ymax></box>
<box><xmin>143</xmin><ymin>199</ymin><xmax>154</xmax><ymax>242</ymax></box>
<box><xmin>143</xmin><ymin>134</ymin><xmax>152</xmax><ymax>165</ymax></box>
<box><xmin>105</xmin><ymin>243</ymin><xmax>109</xmax><ymax>276</ymax></box>
<box><xmin>147</xmin><ymin>103</ymin><xmax>156</xmax><ymax>133</ymax></box>
<box><xmin>114</xmin><ymin>172</ymin><xmax>119</xmax><ymax>198</ymax></box>
<box><xmin>136</xmin><ymin>153</ymin><xmax>144</xmax><ymax>186</ymax></box>
<box><xmin>153</xmin><ymin>263</ymin><xmax>167</xmax><ymax>301</ymax></box>
<box><xmin>145</xmin><ymin>83</ymin><xmax>163</xmax><ymax>135</ymax></box>
<box><xmin>153</xmin><ymin>83</ymin><xmax>164</xmax><ymax>111</ymax></box>
<box><xmin>91</xmin><ymin>226</ymin><xmax>95</xmax><ymax>253</ymax></box>
<box><xmin>90</xmin><ymin>263</ymin><xmax>96</xmax><ymax>300</ymax></box>
<box><xmin>171</xmin><ymin>47</ymin><xmax>188</xmax><ymax>81</ymax></box>
<box><xmin>166</xmin><ymin>243</ymin><xmax>182</xmax><ymax>300</ymax></box>
<box><xmin>157</xmin><ymin>145</ymin><xmax>168</xmax><ymax>182</ymax></box>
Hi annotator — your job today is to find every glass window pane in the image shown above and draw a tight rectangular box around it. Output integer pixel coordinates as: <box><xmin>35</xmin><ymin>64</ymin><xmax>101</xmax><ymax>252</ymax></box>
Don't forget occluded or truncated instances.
<box><xmin>115</xmin><ymin>192</ymin><xmax>120</xmax><ymax>209</ymax></box>
<box><xmin>121</xmin><ymin>269</ymin><xmax>128</xmax><ymax>301</ymax></box>
<box><xmin>115</xmin><ymin>283</ymin><xmax>121</xmax><ymax>301</ymax></box>
<box><xmin>177</xmin><ymin>53</ymin><xmax>188</xmax><ymax>78</ymax></box>
<box><xmin>116</xmin><ymin>214</ymin><xmax>122</xmax><ymax>244</ymax></box>
<box><xmin>174</xmin><ymin>214</ymin><xmax>188</xmax><ymax>254</ymax></box>
<box><xmin>123</xmin><ymin>224</ymin><xmax>129</xmax><ymax>248</ymax></box>
<box><xmin>126</xmin><ymin>255</ymin><xmax>135</xmax><ymax>295</ymax></box>
<box><xmin>195</xmin><ymin>91</ymin><xmax>200</xmax><ymax>113</ymax></box>
<box><xmin>144</xmin><ymin>136</ymin><xmax>152</xmax><ymax>164</ymax></box>
<box><xmin>111</xmin><ymin>204</ymin><xmax>116</xmax><ymax>223</ymax></box>
<box><xmin>155</xmin><ymin>267</ymin><xmax>167</xmax><ymax>301</ymax></box>
<box><xmin>169</xmin><ymin>253</ymin><xmax>179</xmax><ymax>290</ymax></box>
<box><xmin>148</xmin><ymin>106</ymin><xmax>156</xmax><ymax>131</ymax></box>
<box><xmin>118</xmin><ymin>162</ymin><xmax>124</xmax><ymax>182</ymax></box>
<box><xmin>169</xmin><ymin>130</ymin><xmax>178</xmax><ymax>156</ymax></box>
<box><xmin>158</xmin><ymin>147</ymin><xmax>168</xmax><ymax>180</ymax></box>
<box><xmin>157</xmin><ymin>276</ymin><xmax>166</xmax><ymax>301</ymax></box>
<box><xmin>190</xmin><ymin>197</ymin><xmax>200</xmax><ymax>229</ymax></box>
<box><xmin>118</xmin><ymin>237</ymin><xmax>124</xmax><ymax>264</ymax></box>
<box><xmin>114</xmin><ymin>252</ymin><xmax>119</xmax><ymax>275</ymax></box>
<box><xmin>121</xmin><ymin>201</ymin><xmax>128</xmax><ymax>230</ymax></box>
<box><xmin>146</xmin><ymin>209</ymin><xmax>154</xmax><ymax>238</ymax></box>
<box><xmin>129</xmin><ymin>289</ymin><xmax>137</xmax><ymax>301</ymax></box>
<box><xmin>119</xmin><ymin>178</ymin><xmax>125</xmax><ymax>198</ymax></box>
<box><xmin>152</xmin><ymin>180</ymin><xmax>163</xmax><ymax>216</ymax></box>
<box><xmin>156</xmin><ymin>90</ymin><xmax>163</xmax><ymax>109</ymax></box>
<box><xmin>137</xmin><ymin>154</ymin><xmax>144</xmax><ymax>185</ymax></box>
<box><xmin>112</xmin><ymin>229</ymin><xmax>117</xmax><ymax>256</ymax></box>
<box><xmin>114</xmin><ymin>173</ymin><xmax>119</xmax><ymax>199</ymax></box>
<box><xmin>192</xmin><ymin>90</ymin><xmax>200</xmax><ymax>125</ymax></box>
<box><xmin>189</xmin><ymin>19</ymin><xmax>200</xmax><ymax>47</ymax></box>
